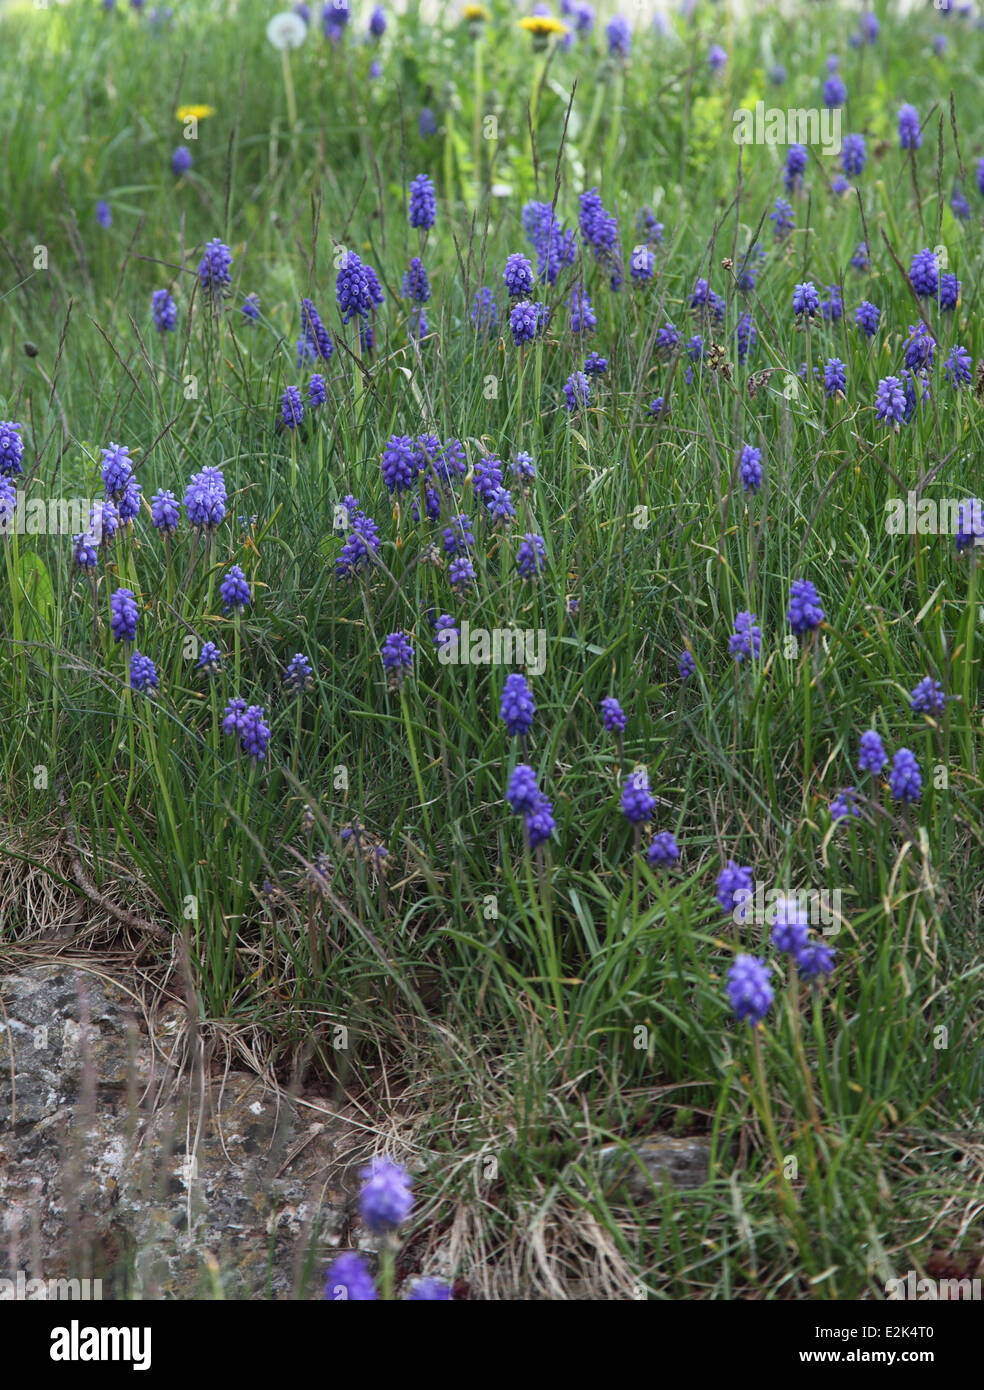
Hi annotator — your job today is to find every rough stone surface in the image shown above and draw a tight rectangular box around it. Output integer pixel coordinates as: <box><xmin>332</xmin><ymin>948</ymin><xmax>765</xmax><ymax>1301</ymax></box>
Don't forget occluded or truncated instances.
<box><xmin>0</xmin><ymin>965</ymin><xmax>352</xmax><ymax>1298</ymax></box>
<box><xmin>598</xmin><ymin>1136</ymin><xmax>712</xmax><ymax>1200</ymax></box>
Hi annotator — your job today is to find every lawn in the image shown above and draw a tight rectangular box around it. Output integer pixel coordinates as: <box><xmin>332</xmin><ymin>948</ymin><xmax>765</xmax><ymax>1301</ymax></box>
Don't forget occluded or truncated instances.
<box><xmin>0</xmin><ymin>0</ymin><xmax>982</xmax><ymax>1300</ymax></box>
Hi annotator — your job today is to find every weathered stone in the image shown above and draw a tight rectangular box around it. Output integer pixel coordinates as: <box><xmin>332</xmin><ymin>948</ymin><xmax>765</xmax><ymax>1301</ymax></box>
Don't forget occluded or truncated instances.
<box><xmin>598</xmin><ymin>1136</ymin><xmax>712</xmax><ymax>1200</ymax></box>
<box><xmin>0</xmin><ymin>965</ymin><xmax>348</xmax><ymax>1297</ymax></box>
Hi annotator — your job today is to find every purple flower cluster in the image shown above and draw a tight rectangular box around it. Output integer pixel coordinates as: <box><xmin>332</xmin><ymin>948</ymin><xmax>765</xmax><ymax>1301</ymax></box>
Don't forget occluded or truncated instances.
<box><xmin>500</xmin><ymin>673</ymin><xmax>535</xmax><ymax>738</ymax></box>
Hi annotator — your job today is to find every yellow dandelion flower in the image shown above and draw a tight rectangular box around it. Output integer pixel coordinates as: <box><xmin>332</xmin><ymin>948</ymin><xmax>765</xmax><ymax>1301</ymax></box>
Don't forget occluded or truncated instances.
<box><xmin>518</xmin><ymin>15</ymin><xmax>569</xmax><ymax>37</ymax></box>
<box><xmin>176</xmin><ymin>104</ymin><xmax>215</xmax><ymax>122</ymax></box>
<box><xmin>463</xmin><ymin>4</ymin><xmax>489</xmax><ymax>20</ymax></box>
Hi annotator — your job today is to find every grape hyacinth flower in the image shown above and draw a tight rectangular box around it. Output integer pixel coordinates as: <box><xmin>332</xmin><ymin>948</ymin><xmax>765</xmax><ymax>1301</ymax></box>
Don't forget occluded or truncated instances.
<box><xmin>821</xmin><ymin>285</ymin><xmax>843</xmax><ymax>322</ymax></box>
<box><xmin>222</xmin><ymin>698</ymin><xmax>248</xmax><ymax>737</ymax></box>
<box><xmin>606</xmin><ymin>13</ymin><xmax>631</xmax><ymax>57</ymax></box>
<box><xmin>708</xmin><ymin>43</ymin><xmax>727</xmax><ymax>73</ymax></box>
<box><xmin>735</xmin><ymin>313</ymin><xmax>757</xmax><ymax>363</ymax></box>
<box><xmin>646</xmin><ymin>831</ymin><xmax>679</xmax><ymax>866</ymax></box>
<box><xmin>655</xmin><ymin>321</ymin><xmax>680</xmax><ymax>353</ymax></box>
<box><xmin>407</xmin><ymin>1278</ymin><xmax>451</xmax><ymax>1301</ymax></box>
<box><xmin>726</xmin><ymin>955</ymin><xmax>773</xmax><ymax>1026</ymax></box>
<box><xmin>636</xmin><ymin>206</ymin><xmax>664</xmax><ymax>246</ymax></box>
<box><xmin>503</xmin><ymin>253</ymin><xmax>535</xmax><ymax>300</ymax></box>
<box><xmin>300</xmin><ymin>298</ymin><xmax>334</xmax><ymax>361</ymax></box>
<box><xmin>717</xmin><ymin>860</ymin><xmax>753</xmax><ymax>919</ymax></box>
<box><xmin>432</xmin><ymin>613</ymin><xmax>458</xmax><ymax>653</ymax></box>
<box><xmin>198</xmin><ymin>238</ymin><xmax>232</xmax><ymax>297</ymax></box>
<box><xmin>408</xmin><ymin>173</ymin><xmax>436</xmax><ymax>230</ymax></box>
<box><xmin>770</xmin><ymin>198</ymin><xmax>794</xmax><ymax>240</ymax></box>
<box><xmin>381</xmin><ymin>631</ymin><xmax>413</xmax><ymax>685</ymax></box>
<box><xmin>584</xmin><ymin>351</ymin><xmax>608</xmax><ymax>376</ymax></box>
<box><xmin>241</xmin><ymin>293</ymin><xmax>260</xmax><ymax>321</ymax></box>
<box><xmin>875</xmin><ymin>375</ymin><xmax>906</xmax><ymax>428</ymax></box>
<box><xmin>335</xmin><ymin>504</ymin><xmax>381</xmax><ymax>581</ymax></box>
<box><xmin>770</xmin><ymin>895</ymin><xmax>810</xmax><ymax>954</ymax></box>
<box><xmin>197</xmin><ymin>641</ymin><xmax>222</xmax><ymax>673</ymax></box>
<box><xmin>569</xmin><ymin>288</ymin><xmax>596</xmax><ymax>335</ymax></box>
<box><xmin>449</xmin><ymin>556</ymin><xmax>475</xmax><ymax>592</ymax></box>
<box><xmin>359</xmin><ymin>1157</ymin><xmax>414</xmax><ymax>1233</ymax></box>
<box><xmin>100</xmin><ymin>442</ymin><xmax>133</xmax><ymax>498</ymax></box>
<box><xmin>129</xmin><ymin>650</ymin><xmax>159</xmax><ymax>694</ymax></box>
<box><xmin>442</xmin><ymin>513</ymin><xmax>475</xmax><ymax>556</ymax></box>
<box><xmin>72</xmin><ymin>533</ymin><xmax>98</xmax><ymax>569</ymax></box>
<box><xmin>471</xmin><ymin>287</ymin><xmax>498</xmax><ymax>336</ymax></box>
<box><xmin>729</xmin><ymin>610</ymin><xmax>761</xmax><ymax>661</ymax></box>
<box><xmin>90</xmin><ymin>499</ymin><xmax>120</xmax><ymax>546</ymax></box>
<box><xmin>509</xmin><ymin>300</ymin><xmax>541</xmax><ymax>347</ymax></box>
<box><xmin>679</xmin><ymin>649</ymin><xmax>695</xmax><ymax>681</ymax></box>
<box><xmin>955</xmin><ymin>499</ymin><xmax>984</xmax><ymax>554</ymax></box>
<box><xmin>110</xmin><ymin>587</ymin><xmax>138</xmax><ymax>643</ymax></box>
<box><xmin>830</xmin><ymin>788</ymin><xmax>859</xmax><ymax>822</ymax></box>
<box><xmin>525</xmin><ymin>791</ymin><xmax>556</xmax><ymax>849</ymax></box>
<box><xmin>578</xmin><ymin>188</ymin><xmax>619</xmax><ymax>266</ymax></box>
<box><xmin>951</xmin><ymin>184</ymin><xmax>970</xmax><ymax>220</ymax></box>
<box><xmin>621</xmin><ymin>767</ymin><xmax>655</xmax><ymax>824</ymax></box>
<box><xmin>236</xmin><ymin>705</ymin><xmax>269</xmax><ymax>760</ymax></box>
<box><xmin>851</xmin><ymin>242</ymin><xmax>869</xmax><ymax>272</ymax></box>
<box><xmin>858</xmin><ymin>729</ymin><xmax>887</xmax><ymax>775</ymax></box>
<box><xmin>381</xmin><ymin>434</ymin><xmax>418</xmax><ymax>493</ymax></box>
<box><xmin>795</xmin><ymin>940</ymin><xmax>836</xmax><ymax>980</ymax></box>
<box><xmin>150</xmin><ymin>489</ymin><xmax>180</xmax><ymax>533</ymax></box>
<box><xmin>889</xmin><ymin>747</ymin><xmax>922</xmax><ymax>802</ymax></box>
<box><xmin>909</xmin><ymin>248</ymin><xmax>938</xmax><ymax>298</ymax></box>
<box><xmin>309</xmin><ymin>373</ymin><xmax>327</xmax><ymax>408</ymax></box>
<box><xmin>506</xmin><ymin>763</ymin><xmax>540</xmax><ymax>815</ymax></box>
<box><xmin>511</xmin><ymin>451</ymin><xmax>536</xmax><ymax>486</ymax></box>
<box><xmin>939</xmin><ymin>274</ymin><xmax>961</xmax><ymax>312</ymax></box>
<box><xmin>903</xmin><ymin>322</ymin><xmax>935</xmax><ymax>371</ymax></box>
<box><xmin>171</xmin><ymin>145</ymin><xmax>192</xmax><ymax>176</ymax></box>
<box><xmin>841</xmin><ymin>133</ymin><xmax>866</xmax><ymax>177</ymax></box>
<box><xmin>855</xmin><ymin>301</ymin><xmax>880</xmax><ymax>337</ymax></box>
<box><xmin>472</xmin><ymin>455</ymin><xmax>503</xmax><ymax>504</ymax></box>
<box><xmin>630</xmin><ymin>245</ymin><xmax>655</xmax><ymax>282</ymax></box>
<box><xmin>898</xmin><ymin>103</ymin><xmax>921</xmax><ymax>150</ymax></box>
<box><xmin>184</xmin><ymin>465</ymin><xmax>227</xmax><ymax>531</ymax></box>
<box><xmin>793</xmin><ymin>282</ymin><xmax>820</xmax><ymax>318</ymax></box>
<box><xmin>96</xmin><ymin>201</ymin><xmax>112</xmax><ymax>228</ymax></box>
<box><xmin>336</xmin><ymin>251</ymin><xmax>377</xmax><ymax>324</ymax></box>
<box><xmin>323</xmin><ymin>1253</ymin><xmax>378</xmax><ymax>1302</ymax></box>
<box><xmin>282</xmin><ymin>386</ymin><xmax>304</xmax><ymax>429</ymax></box>
<box><xmin>0</xmin><ymin>421</ymin><xmax>24</xmax><ymax>476</ymax></box>
<box><xmin>402</xmin><ymin>258</ymin><xmax>430</xmax><ymax>304</ymax></box>
<box><xmin>487</xmin><ymin>485</ymin><xmax>515</xmax><ymax>525</ymax></box>
<box><xmin>322</xmin><ymin>0</ymin><xmax>350</xmax><ymax>41</ymax></box>
<box><xmin>823</xmin><ymin>358</ymin><xmax>847</xmax><ymax>400</ymax></box>
<box><xmin>500</xmin><ymin>673</ymin><xmax>535</xmax><ymax>738</ymax></box>
<box><xmin>220</xmin><ymin>565</ymin><xmax>251</xmax><ymax>612</ymax></box>
<box><xmin>516</xmin><ymin>532</ymin><xmax>546</xmax><ymax>578</ymax></box>
<box><xmin>600</xmin><ymin>696</ymin><xmax>626</xmax><ymax>734</ymax></box>
<box><xmin>784</xmin><ymin>143</ymin><xmax>807</xmax><ymax>191</ymax></box>
<box><xmin>944</xmin><ymin>345</ymin><xmax>973</xmax><ymax>388</ymax></box>
<box><xmin>910</xmin><ymin>677</ymin><xmax>946</xmax><ymax>715</ymax></box>
<box><xmin>787</xmin><ymin>578</ymin><xmax>824</xmax><ymax>635</ymax></box>
<box><xmin>739</xmin><ymin>445</ymin><xmax>762</xmax><ymax>493</ymax></box>
<box><xmin>563</xmin><ymin>371</ymin><xmax>589</xmax><ymax>412</ymax></box>
<box><xmin>152</xmin><ymin>289</ymin><xmax>177</xmax><ymax>332</ymax></box>
<box><xmin>823</xmin><ymin>73</ymin><xmax>847</xmax><ymax>106</ymax></box>
<box><xmin>284</xmin><ymin>652</ymin><xmax>314</xmax><ymax>695</ymax></box>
